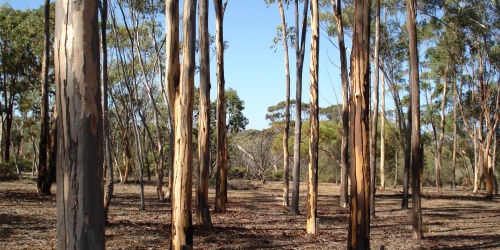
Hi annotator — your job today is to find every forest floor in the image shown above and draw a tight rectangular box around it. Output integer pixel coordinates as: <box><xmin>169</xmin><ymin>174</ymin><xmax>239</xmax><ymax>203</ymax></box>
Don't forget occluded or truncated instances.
<box><xmin>1</xmin><ymin>178</ymin><xmax>499</xmax><ymax>249</ymax></box>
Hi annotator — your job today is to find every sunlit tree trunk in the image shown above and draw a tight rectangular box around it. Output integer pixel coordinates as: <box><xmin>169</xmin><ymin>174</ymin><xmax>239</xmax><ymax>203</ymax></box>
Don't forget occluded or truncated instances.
<box><xmin>306</xmin><ymin>0</ymin><xmax>319</xmax><ymax>235</ymax></box>
<box><xmin>332</xmin><ymin>0</ymin><xmax>349</xmax><ymax>209</ymax></box>
<box><xmin>37</xmin><ymin>0</ymin><xmax>51</xmax><ymax>196</ymax></box>
<box><xmin>277</xmin><ymin>0</ymin><xmax>291</xmax><ymax>208</ymax></box>
<box><xmin>196</xmin><ymin>0</ymin><xmax>213</xmax><ymax>229</ymax></box>
<box><xmin>171</xmin><ymin>0</ymin><xmax>196</xmax><ymax>248</ymax></box>
<box><xmin>347</xmin><ymin>0</ymin><xmax>371</xmax><ymax>247</ymax></box>
<box><xmin>369</xmin><ymin>0</ymin><xmax>380</xmax><ymax>218</ymax></box>
<box><xmin>380</xmin><ymin>75</ymin><xmax>386</xmax><ymax>191</ymax></box>
<box><xmin>165</xmin><ymin>0</ymin><xmax>180</xmax><ymax>202</ymax></box>
<box><xmin>407</xmin><ymin>0</ymin><xmax>423</xmax><ymax>239</ymax></box>
<box><xmin>55</xmin><ymin>0</ymin><xmax>104</xmax><ymax>248</ymax></box>
<box><xmin>291</xmin><ymin>0</ymin><xmax>309</xmax><ymax>215</ymax></box>
<box><xmin>214</xmin><ymin>0</ymin><xmax>228</xmax><ymax>213</ymax></box>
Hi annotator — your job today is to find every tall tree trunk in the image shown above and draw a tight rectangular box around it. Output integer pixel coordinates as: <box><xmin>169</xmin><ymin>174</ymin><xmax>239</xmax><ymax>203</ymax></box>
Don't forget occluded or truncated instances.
<box><xmin>332</xmin><ymin>0</ymin><xmax>349</xmax><ymax>209</ymax></box>
<box><xmin>451</xmin><ymin>79</ymin><xmax>457</xmax><ymax>189</ymax></box>
<box><xmin>55</xmin><ymin>0</ymin><xmax>104</xmax><ymax>248</ymax></box>
<box><xmin>407</xmin><ymin>0</ymin><xmax>423</xmax><ymax>239</ymax></box>
<box><xmin>132</xmin><ymin>114</ymin><xmax>145</xmax><ymax>210</ymax></box>
<box><xmin>347</xmin><ymin>0</ymin><xmax>371</xmax><ymax>247</ymax></box>
<box><xmin>369</xmin><ymin>0</ymin><xmax>380</xmax><ymax>218</ymax></box>
<box><xmin>165</xmin><ymin>0</ymin><xmax>180</xmax><ymax>202</ymax></box>
<box><xmin>402</xmin><ymin>91</ymin><xmax>411</xmax><ymax>210</ymax></box>
<box><xmin>102</xmin><ymin>0</ymin><xmax>114</xmax><ymax>224</ymax></box>
<box><xmin>214</xmin><ymin>0</ymin><xmax>228</xmax><ymax>213</ymax></box>
<box><xmin>291</xmin><ymin>0</ymin><xmax>309</xmax><ymax>215</ymax></box>
<box><xmin>196</xmin><ymin>0</ymin><xmax>213</xmax><ymax>229</ymax></box>
<box><xmin>4</xmin><ymin>104</ymin><xmax>12</xmax><ymax>162</ymax></box>
<box><xmin>473</xmin><ymin>131</ymin><xmax>479</xmax><ymax>193</ymax></box>
<box><xmin>380</xmin><ymin>75</ymin><xmax>386</xmax><ymax>191</ymax></box>
<box><xmin>306</xmin><ymin>0</ymin><xmax>319</xmax><ymax>235</ymax></box>
<box><xmin>171</xmin><ymin>0</ymin><xmax>196</xmax><ymax>248</ymax></box>
<box><xmin>37</xmin><ymin>0</ymin><xmax>51</xmax><ymax>196</ymax></box>
<box><xmin>277</xmin><ymin>0</ymin><xmax>291</xmax><ymax>208</ymax></box>
<box><xmin>435</xmin><ymin>65</ymin><xmax>448</xmax><ymax>195</ymax></box>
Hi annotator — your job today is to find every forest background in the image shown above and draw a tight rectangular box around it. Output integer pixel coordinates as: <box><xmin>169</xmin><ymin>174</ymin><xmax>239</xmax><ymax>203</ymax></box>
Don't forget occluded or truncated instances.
<box><xmin>1</xmin><ymin>0</ymin><xmax>498</xmax><ymax>191</ymax></box>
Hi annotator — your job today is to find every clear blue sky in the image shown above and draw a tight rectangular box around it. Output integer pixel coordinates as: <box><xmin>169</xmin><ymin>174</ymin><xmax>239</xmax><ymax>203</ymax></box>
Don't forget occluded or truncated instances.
<box><xmin>3</xmin><ymin>0</ymin><xmax>345</xmax><ymax>130</ymax></box>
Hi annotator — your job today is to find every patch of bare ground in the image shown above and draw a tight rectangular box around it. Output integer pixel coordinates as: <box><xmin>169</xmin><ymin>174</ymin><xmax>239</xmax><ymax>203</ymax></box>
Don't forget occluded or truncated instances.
<box><xmin>1</xmin><ymin>179</ymin><xmax>499</xmax><ymax>249</ymax></box>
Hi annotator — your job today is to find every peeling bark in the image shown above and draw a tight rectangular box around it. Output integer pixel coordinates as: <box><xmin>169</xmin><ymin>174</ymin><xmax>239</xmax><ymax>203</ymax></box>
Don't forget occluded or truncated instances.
<box><xmin>347</xmin><ymin>0</ymin><xmax>371</xmax><ymax>247</ymax></box>
<box><xmin>55</xmin><ymin>0</ymin><xmax>104</xmax><ymax>248</ymax></box>
<box><xmin>306</xmin><ymin>0</ymin><xmax>319</xmax><ymax>235</ymax></box>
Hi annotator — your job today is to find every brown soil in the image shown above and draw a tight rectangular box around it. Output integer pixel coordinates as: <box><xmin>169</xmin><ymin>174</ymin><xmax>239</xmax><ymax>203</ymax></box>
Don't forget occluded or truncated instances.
<box><xmin>1</xmin><ymin>179</ymin><xmax>499</xmax><ymax>249</ymax></box>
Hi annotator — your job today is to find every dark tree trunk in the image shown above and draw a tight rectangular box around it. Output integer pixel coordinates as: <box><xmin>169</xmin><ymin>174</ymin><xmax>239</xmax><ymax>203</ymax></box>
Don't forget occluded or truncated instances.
<box><xmin>332</xmin><ymin>0</ymin><xmax>349</xmax><ymax>209</ymax></box>
<box><xmin>214</xmin><ymin>0</ymin><xmax>228</xmax><ymax>213</ymax></box>
<box><xmin>407</xmin><ymin>0</ymin><xmax>423</xmax><ymax>239</ymax></box>
<box><xmin>37</xmin><ymin>0</ymin><xmax>51</xmax><ymax>195</ymax></box>
<box><xmin>101</xmin><ymin>0</ymin><xmax>114</xmax><ymax>224</ymax></box>
<box><xmin>291</xmin><ymin>0</ymin><xmax>309</xmax><ymax>216</ymax></box>
<box><xmin>196</xmin><ymin>0</ymin><xmax>213</xmax><ymax>229</ymax></box>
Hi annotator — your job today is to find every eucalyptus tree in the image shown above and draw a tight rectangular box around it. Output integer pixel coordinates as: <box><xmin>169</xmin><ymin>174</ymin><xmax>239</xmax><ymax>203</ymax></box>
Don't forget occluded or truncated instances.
<box><xmin>37</xmin><ymin>0</ymin><xmax>52</xmax><ymax>195</ymax></box>
<box><xmin>347</xmin><ymin>0</ymin><xmax>371</xmax><ymax>247</ymax></box>
<box><xmin>54</xmin><ymin>0</ymin><xmax>104</xmax><ymax>248</ymax></box>
<box><xmin>291</xmin><ymin>0</ymin><xmax>310</xmax><ymax>216</ymax></box>
<box><xmin>165</xmin><ymin>0</ymin><xmax>180</xmax><ymax>201</ymax></box>
<box><xmin>407</xmin><ymin>0</ymin><xmax>423</xmax><ymax>239</ymax></box>
<box><xmin>307</xmin><ymin>0</ymin><xmax>320</xmax><ymax>235</ymax></box>
<box><xmin>214</xmin><ymin>0</ymin><xmax>229</xmax><ymax>213</ymax></box>
<box><xmin>101</xmin><ymin>0</ymin><xmax>114</xmax><ymax>223</ymax></box>
<box><xmin>370</xmin><ymin>0</ymin><xmax>381</xmax><ymax>217</ymax></box>
<box><xmin>170</xmin><ymin>0</ymin><xmax>196</xmax><ymax>247</ymax></box>
<box><xmin>330</xmin><ymin>0</ymin><xmax>350</xmax><ymax>208</ymax></box>
<box><xmin>196</xmin><ymin>0</ymin><xmax>213</xmax><ymax>228</ymax></box>
<box><xmin>0</xmin><ymin>5</ymin><xmax>45</xmax><ymax>163</ymax></box>
<box><xmin>265</xmin><ymin>0</ymin><xmax>293</xmax><ymax>207</ymax></box>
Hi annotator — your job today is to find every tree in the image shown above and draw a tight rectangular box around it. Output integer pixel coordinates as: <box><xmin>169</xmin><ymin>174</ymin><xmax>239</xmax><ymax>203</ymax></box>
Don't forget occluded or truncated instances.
<box><xmin>306</xmin><ymin>0</ymin><xmax>319</xmax><ymax>235</ymax></box>
<box><xmin>214</xmin><ymin>0</ymin><xmax>228</xmax><ymax>213</ymax></box>
<box><xmin>37</xmin><ymin>0</ymin><xmax>51</xmax><ymax>196</ymax></box>
<box><xmin>291</xmin><ymin>0</ymin><xmax>309</xmax><ymax>216</ymax></box>
<box><xmin>102</xmin><ymin>0</ymin><xmax>114</xmax><ymax>223</ymax></box>
<box><xmin>407</xmin><ymin>0</ymin><xmax>423</xmax><ymax>239</ymax></box>
<box><xmin>331</xmin><ymin>0</ymin><xmax>350</xmax><ymax>209</ymax></box>
<box><xmin>276</xmin><ymin>0</ymin><xmax>292</xmax><ymax>208</ymax></box>
<box><xmin>265</xmin><ymin>0</ymin><xmax>293</xmax><ymax>207</ymax></box>
<box><xmin>170</xmin><ymin>0</ymin><xmax>196</xmax><ymax>248</ymax></box>
<box><xmin>380</xmin><ymin>75</ymin><xmax>386</xmax><ymax>191</ymax></box>
<box><xmin>0</xmin><ymin>5</ymin><xmax>43</xmax><ymax>163</ymax></box>
<box><xmin>370</xmin><ymin>0</ymin><xmax>381</xmax><ymax>218</ymax></box>
<box><xmin>165</xmin><ymin>0</ymin><xmax>180</xmax><ymax>201</ymax></box>
<box><xmin>347</xmin><ymin>0</ymin><xmax>371</xmax><ymax>247</ymax></box>
<box><xmin>196</xmin><ymin>0</ymin><xmax>213</xmax><ymax>229</ymax></box>
<box><xmin>54</xmin><ymin>0</ymin><xmax>104</xmax><ymax>248</ymax></box>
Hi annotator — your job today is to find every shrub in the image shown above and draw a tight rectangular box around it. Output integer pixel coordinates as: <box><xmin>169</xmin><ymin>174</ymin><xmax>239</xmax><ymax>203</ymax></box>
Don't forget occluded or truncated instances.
<box><xmin>271</xmin><ymin>169</ymin><xmax>283</xmax><ymax>181</ymax></box>
<box><xmin>228</xmin><ymin>166</ymin><xmax>246</xmax><ymax>179</ymax></box>
<box><xmin>227</xmin><ymin>180</ymin><xmax>257</xmax><ymax>190</ymax></box>
<box><xmin>0</xmin><ymin>162</ymin><xmax>19</xmax><ymax>181</ymax></box>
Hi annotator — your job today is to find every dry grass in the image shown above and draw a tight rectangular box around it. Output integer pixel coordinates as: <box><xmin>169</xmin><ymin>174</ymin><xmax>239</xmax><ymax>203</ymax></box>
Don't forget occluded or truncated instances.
<box><xmin>1</xmin><ymin>179</ymin><xmax>499</xmax><ymax>249</ymax></box>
